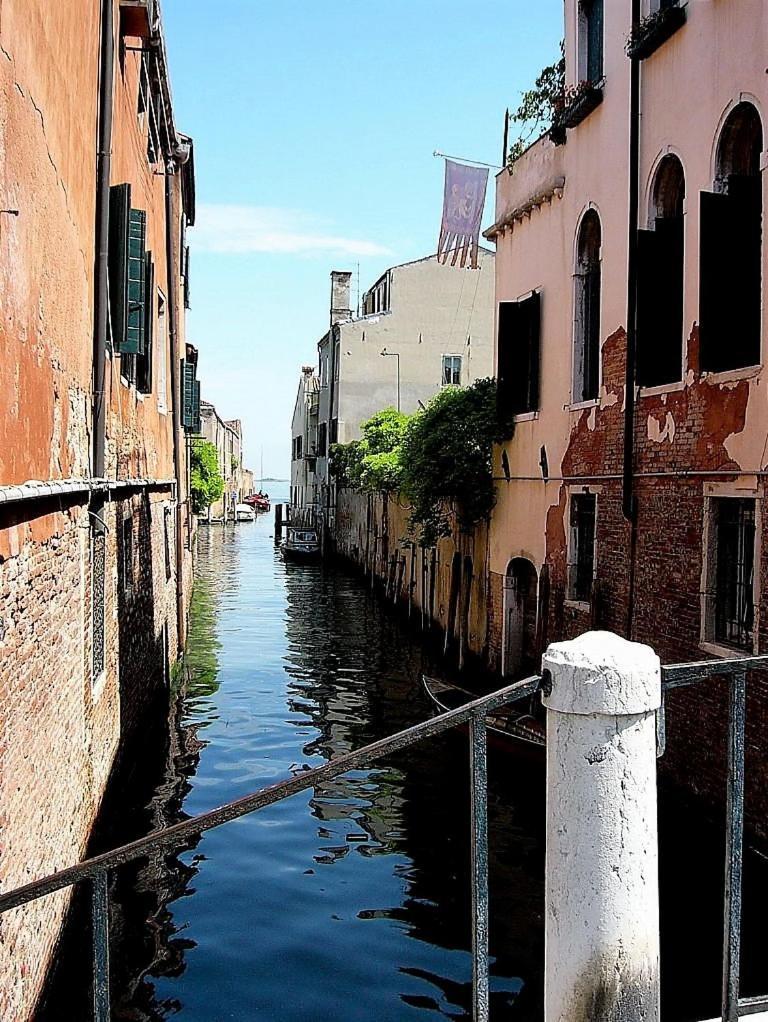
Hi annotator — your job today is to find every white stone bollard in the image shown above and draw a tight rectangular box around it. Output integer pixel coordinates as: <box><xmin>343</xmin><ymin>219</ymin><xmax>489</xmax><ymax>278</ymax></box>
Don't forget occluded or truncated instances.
<box><xmin>542</xmin><ymin>630</ymin><xmax>662</xmax><ymax>1022</ymax></box>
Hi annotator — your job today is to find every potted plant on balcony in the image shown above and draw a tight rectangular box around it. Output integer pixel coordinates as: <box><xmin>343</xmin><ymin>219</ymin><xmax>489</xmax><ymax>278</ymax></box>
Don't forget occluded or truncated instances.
<box><xmin>626</xmin><ymin>3</ymin><xmax>686</xmax><ymax>60</ymax></box>
<box><xmin>560</xmin><ymin>79</ymin><xmax>604</xmax><ymax>129</ymax></box>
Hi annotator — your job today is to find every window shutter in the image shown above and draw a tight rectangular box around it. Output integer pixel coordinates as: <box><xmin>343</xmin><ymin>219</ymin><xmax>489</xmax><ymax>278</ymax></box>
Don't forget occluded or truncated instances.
<box><xmin>636</xmin><ymin>228</ymin><xmax>662</xmax><ymax>387</ymax></box>
<box><xmin>108</xmin><ymin>183</ymin><xmax>131</xmax><ymax>351</ymax></box>
<box><xmin>497</xmin><ymin>293</ymin><xmax>541</xmax><ymax>417</ymax></box>
<box><xmin>525</xmin><ymin>290</ymin><xmax>542</xmax><ymax>413</ymax></box>
<box><xmin>182</xmin><ymin>360</ymin><xmax>196</xmax><ymax>429</ymax></box>
<box><xmin>138</xmin><ymin>255</ymin><xmax>155</xmax><ymax>394</ymax></box>
<box><xmin>193</xmin><ymin>379</ymin><xmax>201</xmax><ymax>434</ymax></box>
<box><xmin>497</xmin><ymin>301</ymin><xmax>520</xmax><ymax>416</ymax></box>
<box><xmin>699</xmin><ymin>188</ymin><xmax>760</xmax><ymax>373</ymax></box>
<box><xmin>122</xmin><ymin>209</ymin><xmax>147</xmax><ymax>355</ymax></box>
<box><xmin>184</xmin><ymin>245</ymin><xmax>191</xmax><ymax>309</ymax></box>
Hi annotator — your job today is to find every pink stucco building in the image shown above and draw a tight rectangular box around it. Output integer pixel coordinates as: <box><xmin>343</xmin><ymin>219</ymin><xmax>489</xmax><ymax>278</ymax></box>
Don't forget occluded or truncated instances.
<box><xmin>486</xmin><ymin>0</ymin><xmax>768</xmax><ymax>831</ymax></box>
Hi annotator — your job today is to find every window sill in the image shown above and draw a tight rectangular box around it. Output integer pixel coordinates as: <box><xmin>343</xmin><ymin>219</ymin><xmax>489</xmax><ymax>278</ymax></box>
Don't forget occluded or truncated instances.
<box><xmin>699</xmin><ymin>640</ymin><xmax>757</xmax><ymax>661</ymax></box>
<box><xmin>560</xmin><ymin>82</ymin><xmax>604</xmax><ymax>130</ymax></box>
<box><xmin>513</xmin><ymin>411</ymin><xmax>539</xmax><ymax>423</ymax></box>
<box><xmin>701</xmin><ymin>364</ymin><xmax>761</xmax><ymax>386</ymax></box>
<box><xmin>564</xmin><ymin>599</ymin><xmax>591</xmax><ymax>613</ymax></box>
<box><xmin>638</xmin><ymin>380</ymin><xmax>685</xmax><ymax>398</ymax></box>
<box><xmin>626</xmin><ymin>5</ymin><xmax>687</xmax><ymax>61</ymax></box>
<box><xmin>567</xmin><ymin>398</ymin><xmax>599</xmax><ymax>412</ymax></box>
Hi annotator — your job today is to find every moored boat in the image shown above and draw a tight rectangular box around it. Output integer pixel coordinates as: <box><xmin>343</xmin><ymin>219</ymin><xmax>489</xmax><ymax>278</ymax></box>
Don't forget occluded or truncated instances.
<box><xmin>422</xmin><ymin>674</ymin><xmax>545</xmax><ymax>752</ymax></box>
<box><xmin>281</xmin><ymin>526</ymin><xmax>320</xmax><ymax>561</ymax></box>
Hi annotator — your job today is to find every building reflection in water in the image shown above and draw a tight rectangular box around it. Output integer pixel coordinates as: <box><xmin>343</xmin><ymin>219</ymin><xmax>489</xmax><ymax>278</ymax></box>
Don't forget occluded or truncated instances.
<box><xmin>42</xmin><ymin>525</ymin><xmax>546</xmax><ymax>1021</ymax></box>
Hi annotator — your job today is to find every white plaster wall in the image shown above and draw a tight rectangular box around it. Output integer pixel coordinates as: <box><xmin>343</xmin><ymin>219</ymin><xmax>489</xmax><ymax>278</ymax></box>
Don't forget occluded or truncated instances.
<box><xmin>335</xmin><ymin>250</ymin><xmax>495</xmax><ymax>441</ymax></box>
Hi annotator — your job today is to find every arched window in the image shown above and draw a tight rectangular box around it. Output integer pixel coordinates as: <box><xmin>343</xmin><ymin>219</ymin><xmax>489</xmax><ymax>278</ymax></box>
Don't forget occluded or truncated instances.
<box><xmin>700</xmin><ymin>102</ymin><xmax>763</xmax><ymax>372</ymax></box>
<box><xmin>573</xmin><ymin>210</ymin><xmax>601</xmax><ymax>402</ymax></box>
<box><xmin>637</xmin><ymin>155</ymin><xmax>686</xmax><ymax>387</ymax></box>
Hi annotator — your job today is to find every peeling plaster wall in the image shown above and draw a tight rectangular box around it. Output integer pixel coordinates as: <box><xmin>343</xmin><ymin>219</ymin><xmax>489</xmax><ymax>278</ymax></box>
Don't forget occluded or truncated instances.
<box><xmin>489</xmin><ymin>0</ymin><xmax>768</xmax><ymax>834</ymax></box>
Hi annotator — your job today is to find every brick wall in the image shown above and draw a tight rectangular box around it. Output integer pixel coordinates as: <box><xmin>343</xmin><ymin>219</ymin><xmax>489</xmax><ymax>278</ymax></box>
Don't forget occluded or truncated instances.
<box><xmin>0</xmin><ymin>489</ymin><xmax>179</xmax><ymax>1019</ymax></box>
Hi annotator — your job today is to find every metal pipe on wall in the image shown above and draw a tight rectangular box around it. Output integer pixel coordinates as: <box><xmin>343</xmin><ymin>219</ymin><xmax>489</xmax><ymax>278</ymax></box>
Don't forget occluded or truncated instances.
<box><xmin>93</xmin><ymin>0</ymin><xmax>115</xmax><ymax>481</ymax></box>
<box><xmin>166</xmin><ymin>169</ymin><xmax>187</xmax><ymax>653</ymax></box>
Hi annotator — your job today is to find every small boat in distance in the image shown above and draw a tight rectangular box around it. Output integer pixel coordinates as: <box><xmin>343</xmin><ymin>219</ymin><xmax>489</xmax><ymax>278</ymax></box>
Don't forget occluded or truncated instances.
<box><xmin>422</xmin><ymin>674</ymin><xmax>545</xmax><ymax>752</ymax></box>
<box><xmin>244</xmin><ymin>491</ymin><xmax>271</xmax><ymax>514</ymax></box>
<box><xmin>281</xmin><ymin>526</ymin><xmax>321</xmax><ymax>562</ymax></box>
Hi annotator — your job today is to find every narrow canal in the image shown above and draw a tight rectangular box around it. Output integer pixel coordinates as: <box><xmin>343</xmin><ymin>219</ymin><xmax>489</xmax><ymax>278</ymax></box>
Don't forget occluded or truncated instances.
<box><xmin>42</xmin><ymin>502</ymin><xmax>768</xmax><ymax>1020</ymax></box>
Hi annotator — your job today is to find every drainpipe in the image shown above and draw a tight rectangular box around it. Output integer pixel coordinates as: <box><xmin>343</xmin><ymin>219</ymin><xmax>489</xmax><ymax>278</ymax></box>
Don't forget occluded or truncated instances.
<box><xmin>93</xmin><ymin>0</ymin><xmax>115</xmax><ymax>481</ymax></box>
<box><xmin>166</xmin><ymin>170</ymin><xmax>187</xmax><ymax>653</ymax></box>
<box><xmin>623</xmin><ymin>0</ymin><xmax>642</xmax><ymax>636</ymax></box>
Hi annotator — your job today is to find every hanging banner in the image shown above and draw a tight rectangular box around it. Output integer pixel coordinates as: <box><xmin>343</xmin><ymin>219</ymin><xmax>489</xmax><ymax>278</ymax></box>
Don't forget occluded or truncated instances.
<box><xmin>437</xmin><ymin>159</ymin><xmax>489</xmax><ymax>269</ymax></box>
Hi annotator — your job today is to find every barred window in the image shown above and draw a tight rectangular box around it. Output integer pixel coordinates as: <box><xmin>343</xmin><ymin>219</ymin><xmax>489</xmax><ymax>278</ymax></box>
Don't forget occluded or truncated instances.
<box><xmin>568</xmin><ymin>493</ymin><xmax>596</xmax><ymax>603</ymax></box>
<box><xmin>709</xmin><ymin>498</ymin><xmax>756</xmax><ymax>651</ymax></box>
<box><xmin>92</xmin><ymin>525</ymin><xmax>106</xmax><ymax>683</ymax></box>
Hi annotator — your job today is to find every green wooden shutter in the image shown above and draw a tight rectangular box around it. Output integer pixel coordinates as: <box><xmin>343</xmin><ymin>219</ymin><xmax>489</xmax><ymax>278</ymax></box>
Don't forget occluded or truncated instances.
<box><xmin>182</xmin><ymin>360</ymin><xmax>196</xmax><ymax>429</ymax></box>
<box><xmin>108</xmin><ymin>184</ymin><xmax>131</xmax><ymax>351</ymax></box>
<box><xmin>123</xmin><ymin>209</ymin><xmax>147</xmax><ymax>355</ymax></box>
<box><xmin>193</xmin><ymin>379</ymin><xmax>201</xmax><ymax>433</ymax></box>
<box><xmin>138</xmin><ymin>254</ymin><xmax>155</xmax><ymax>393</ymax></box>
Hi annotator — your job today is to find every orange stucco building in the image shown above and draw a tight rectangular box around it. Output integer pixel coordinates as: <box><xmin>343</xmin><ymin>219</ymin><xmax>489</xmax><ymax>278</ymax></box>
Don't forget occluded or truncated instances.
<box><xmin>0</xmin><ymin>1</ymin><xmax>199</xmax><ymax>1015</ymax></box>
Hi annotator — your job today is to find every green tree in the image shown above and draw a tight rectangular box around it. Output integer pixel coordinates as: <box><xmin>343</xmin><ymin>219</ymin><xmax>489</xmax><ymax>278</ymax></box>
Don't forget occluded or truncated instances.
<box><xmin>190</xmin><ymin>440</ymin><xmax>224</xmax><ymax>515</ymax></box>
<box><xmin>329</xmin><ymin>408</ymin><xmax>410</xmax><ymax>493</ymax></box>
<box><xmin>400</xmin><ymin>378</ymin><xmax>514</xmax><ymax>545</ymax></box>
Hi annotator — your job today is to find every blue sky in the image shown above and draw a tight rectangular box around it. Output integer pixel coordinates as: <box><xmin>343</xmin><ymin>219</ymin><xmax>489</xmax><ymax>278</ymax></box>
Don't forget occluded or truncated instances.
<box><xmin>163</xmin><ymin>0</ymin><xmax>563</xmax><ymax>478</ymax></box>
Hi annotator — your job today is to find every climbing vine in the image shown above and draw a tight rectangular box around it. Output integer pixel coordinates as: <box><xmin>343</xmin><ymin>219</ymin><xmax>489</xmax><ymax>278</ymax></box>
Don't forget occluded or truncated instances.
<box><xmin>190</xmin><ymin>440</ymin><xmax>225</xmax><ymax>515</ymax></box>
<box><xmin>330</xmin><ymin>379</ymin><xmax>514</xmax><ymax>547</ymax></box>
<box><xmin>507</xmin><ymin>42</ymin><xmax>565</xmax><ymax>164</ymax></box>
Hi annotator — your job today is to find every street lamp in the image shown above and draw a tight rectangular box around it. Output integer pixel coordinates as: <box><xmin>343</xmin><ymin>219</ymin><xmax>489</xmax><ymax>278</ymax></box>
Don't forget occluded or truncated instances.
<box><xmin>380</xmin><ymin>348</ymin><xmax>400</xmax><ymax>412</ymax></box>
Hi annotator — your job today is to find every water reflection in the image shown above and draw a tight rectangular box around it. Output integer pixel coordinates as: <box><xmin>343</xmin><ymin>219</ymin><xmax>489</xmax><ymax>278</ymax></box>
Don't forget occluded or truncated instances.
<box><xmin>94</xmin><ymin>520</ymin><xmax>546</xmax><ymax>1020</ymax></box>
<box><xmin>41</xmin><ymin>513</ymin><xmax>767</xmax><ymax>1021</ymax></box>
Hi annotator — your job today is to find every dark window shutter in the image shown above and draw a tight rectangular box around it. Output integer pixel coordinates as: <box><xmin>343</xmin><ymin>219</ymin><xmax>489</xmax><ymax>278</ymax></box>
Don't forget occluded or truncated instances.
<box><xmin>581</xmin><ymin>269</ymin><xmax>600</xmax><ymax>399</ymax></box>
<box><xmin>525</xmin><ymin>290</ymin><xmax>542</xmax><ymax>413</ymax></box>
<box><xmin>700</xmin><ymin>186</ymin><xmax>761</xmax><ymax>372</ymax></box>
<box><xmin>636</xmin><ymin>228</ymin><xmax>662</xmax><ymax>386</ymax></box>
<box><xmin>182</xmin><ymin>360</ymin><xmax>196</xmax><ymax>429</ymax></box>
<box><xmin>497</xmin><ymin>293</ymin><xmax>541</xmax><ymax>417</ymax></box>
<box><xmin>638</xmin><ymin>220</ymin><xmax>684</xmax><ymax>387</ymax></box>
<box><xmin>497</xmin><ymin>301</ymin><xmax>520</xmax><ymax>417</ymax></box>
<box><xmin>122</xmin><ymin>209</ymin><xmax>147</xmax><ymax>355</ymax></box>
<box><xmin>138</xmin><ymin>255</ymin><xmax>155</xmax><ymax>394</ymax></box>
<box><xmin>108</xmin><ymin>183</ymin><xmax>131</xmax><ymax>351</ymax></box>
<box><xmin>193</xmin><ymin>379</ymin><xmax>201</xmax><ymax>433</ymax></box>
<box><xmin>184</xmin><ymin>245</ymin><xmax>191</xmax><ymax>309</ymax></box>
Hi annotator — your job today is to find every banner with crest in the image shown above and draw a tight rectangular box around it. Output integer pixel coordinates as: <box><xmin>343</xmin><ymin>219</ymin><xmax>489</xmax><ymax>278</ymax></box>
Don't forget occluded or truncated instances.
<box><xmin>437</xmin><ymin>159</ymin><xmax>488</xmax><ymax>269</ymax></box>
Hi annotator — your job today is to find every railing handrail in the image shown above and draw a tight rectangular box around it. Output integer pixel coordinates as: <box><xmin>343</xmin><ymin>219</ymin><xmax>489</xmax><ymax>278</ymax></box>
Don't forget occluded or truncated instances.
<box><xmin>0</xmin><ymin>673</ymin><xmax>542</xmax><ymax>916</ymax></box>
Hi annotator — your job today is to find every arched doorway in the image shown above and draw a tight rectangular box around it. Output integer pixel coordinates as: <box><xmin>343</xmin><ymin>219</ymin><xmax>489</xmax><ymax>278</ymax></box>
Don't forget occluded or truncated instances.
<box><xmin>502</xmin><ymin>558</ymin><xmax>538</xmax><ymax>678</ymax></box>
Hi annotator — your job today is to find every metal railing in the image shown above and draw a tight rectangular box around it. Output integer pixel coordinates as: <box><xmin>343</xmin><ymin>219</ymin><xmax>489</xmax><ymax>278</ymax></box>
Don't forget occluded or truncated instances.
<box><xmin>2</xmin><ymin>655</ymin><xmax>768</xmax><ymax>1021</ymax></box>
<box><xmin>661</xmin><ymin>655</ymin><xmax>768</xmax><ymax>1022</ymax></box>
<box><xmin>0</xmin><ymin>673</ymin><xmax>543</xmax><ymax>1022</ymax></box>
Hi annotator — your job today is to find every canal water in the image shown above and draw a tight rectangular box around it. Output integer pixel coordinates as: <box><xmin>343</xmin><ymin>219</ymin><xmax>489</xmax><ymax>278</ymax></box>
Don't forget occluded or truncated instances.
<box><xmin>42</xmin><ymin>500</ymin><xmax>768</xmax><ymax>1020</ymax></box>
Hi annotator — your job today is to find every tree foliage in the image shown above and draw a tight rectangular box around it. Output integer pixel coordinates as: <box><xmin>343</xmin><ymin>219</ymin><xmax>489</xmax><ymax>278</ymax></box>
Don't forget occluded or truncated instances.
<box><xmin>190</xmin><ymin>440</ymin><xmax>224</xmax><ymax>515</ymax></box>
<box><xmin>507</xmin><ymin>43</ymin><xmax>565</xmax><ymax>164</ymax></box>
<box><xmin>330</xmin><ymin>380</ymin><xmax>513</xmax><ymax>547</ymax></box>
<box><xmin>401</xmin><ymin>378</ymin><xmax>512</xmax><ymax>545</ymax></box>
<box><xmin>329</xmin><ymin>408</ymin><xmax>409</xmax><ymax>493</ymax></box>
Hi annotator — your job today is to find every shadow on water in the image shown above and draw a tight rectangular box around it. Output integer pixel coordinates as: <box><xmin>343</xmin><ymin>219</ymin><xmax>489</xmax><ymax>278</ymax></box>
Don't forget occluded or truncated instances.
<box><xmin>39</xmin><ymin>513</ymin><xmax>768</xmax><ymax>1020</ymax></box>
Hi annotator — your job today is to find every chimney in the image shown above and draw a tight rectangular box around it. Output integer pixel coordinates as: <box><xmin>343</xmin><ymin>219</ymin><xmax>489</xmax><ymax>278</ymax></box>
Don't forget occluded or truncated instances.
<box><xmin>330</xmin><ymin>270</ymin><xmax>352</xmax><ymax>326</ymax></box>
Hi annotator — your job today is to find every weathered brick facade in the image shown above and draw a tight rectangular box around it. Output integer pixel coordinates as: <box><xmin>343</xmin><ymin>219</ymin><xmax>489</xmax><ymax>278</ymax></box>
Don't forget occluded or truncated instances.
<box><xmin>0</xmin><ymin>2</ymin><xmax>197</xmax><ymax>1017</ymax></box>
<box><xmin>484</xmin><ymin>0</ymin><xmax>768</xmax><ymax>838</ymax></box>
